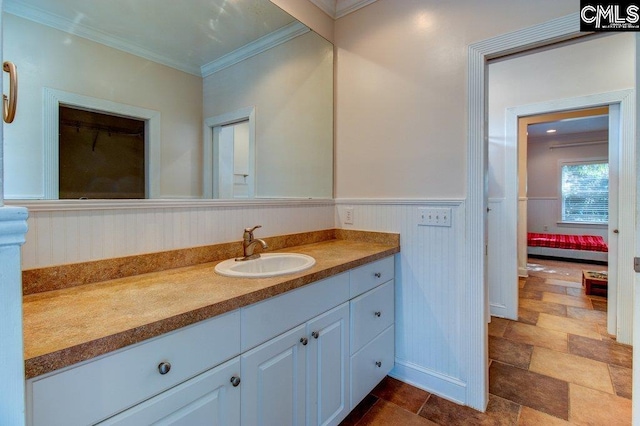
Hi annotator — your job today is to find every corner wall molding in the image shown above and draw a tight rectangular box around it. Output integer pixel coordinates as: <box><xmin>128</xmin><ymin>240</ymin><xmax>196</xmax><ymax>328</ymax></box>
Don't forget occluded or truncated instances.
<box><xmin>4</xmin><ymin>0</ymin><xmax>201</xmax><ymax>76</ymax></box>
<box><xmin>307</xmin><ymin>0</ymin><xmax>379</xmax><ymax>19</ymax></box>
<box><xmin>5</xmin><ymin>198</ymin><xmax>335</xmax><ymax>212</ymax></box>
<box><xmin>334</xmin><ymin>198</ymin><xmax>464</xmax><ymax>206</ymax></box>
<box><xmin>201</xmin><ymin>22</ymin><xmax>309</xmax><ymax>77</ymax></box>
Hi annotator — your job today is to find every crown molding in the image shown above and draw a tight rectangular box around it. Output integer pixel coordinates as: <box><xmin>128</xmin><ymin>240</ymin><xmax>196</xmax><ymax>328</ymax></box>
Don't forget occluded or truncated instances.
<box><xmin>307</xmin><ymin>0</ymin><xmax>378</xmax><ymax>19</ymax></box>
<box><xmin>4</xmin><ymin>0</ymin><xmax>202</xmax><ymax>76</ymax></box>
<box><xmin>201</xmin><ymin>21</ymin><xmax>309</xmax><ymax>77</ymax></box>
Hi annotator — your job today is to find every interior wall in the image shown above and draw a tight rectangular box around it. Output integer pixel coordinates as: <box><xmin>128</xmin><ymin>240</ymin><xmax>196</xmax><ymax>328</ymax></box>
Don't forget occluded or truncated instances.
<box><xmin>270</xmin><ymin>0</ymin><xmax>334</xmax><ymax>43</ymax></box>
<box><xmin>333</xmin><ymin>0</ymin><xmax>580</xmax><ymax>408</ymax></box>
<box><xmin>2</xmin><ymin>14</ymin><xmax>203</xmax><ymax>199</ymax></box>
<box><xmin>527</xmin><ymin>132</ymin><xmax>609</xmax><ymax>240</ymax></box>
<box><xmin>487</xmin><ymin>32</ymin><xmax>634</xmax><ymax>313</ymax></box>
<box><xmin>203</xmin><ymin>31</ymin><xmax>333</xmax><ymax>199</ymax></box>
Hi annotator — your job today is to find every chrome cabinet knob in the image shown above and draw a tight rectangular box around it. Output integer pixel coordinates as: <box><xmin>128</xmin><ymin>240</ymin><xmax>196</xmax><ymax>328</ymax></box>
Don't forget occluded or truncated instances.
<box><xmin>311</xmin><ymin>331</ymin><xmax>320</xmax><ymax>339</ymax></box>
<box><xmin>230</xmin><ymin>376</ymin><xmax>241</xmax><ymax>387</ymax></box>
<box><xmin>374</xmin><ymin>272</ymin><xmax>382</xmax><ymax>278</ymax></box>
<box><xmin>375</xmin><ymin>361</ymin><xmax>382</xmax><ymax>368</ymax></box>
<box><xmin>158</xmin><ymin>362</ymin><xmax>171</xmax><ymax>375</ymax></box>
<box><xmin>374</xmin><ymin>311</ymin><xmax>382</xmax><ymax>317</ymax></box>
<box><xmin>300</xmin><ymin>337</ymin><xmax>308</xmax><ymax>346</ymax></box>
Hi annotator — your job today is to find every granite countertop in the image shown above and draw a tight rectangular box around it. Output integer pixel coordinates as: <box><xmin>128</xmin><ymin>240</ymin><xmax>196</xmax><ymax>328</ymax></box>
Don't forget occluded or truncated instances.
<box><xmin>23</xmin><ymin>232</ymin><xmax>399</xmax><ymax>379</ymax></box>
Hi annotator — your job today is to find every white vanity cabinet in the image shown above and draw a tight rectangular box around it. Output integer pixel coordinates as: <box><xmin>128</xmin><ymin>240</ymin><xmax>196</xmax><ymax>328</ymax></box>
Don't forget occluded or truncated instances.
<box><xmin>240</xmin><ymin>272</ymin><xmax>350</xmax><ymax>426</ymax></box>
<box><xmin>26</xmin><ymin>310</ymin><xmax>242</xmax><ymax>426</ymax></box>
<box><xmin>26</xmin><ymin>255</ymin><xmax>396</xmax><ymax>426</ymax></box>
<box><xmin>348</xmin><ymin>257</ymin><xmax>395</xmax><ymax>410</ymax></box>
<box><xmin>99</xmin><ymin>357</ymin><xmax>241</xmax><ymax>425</ymax></box>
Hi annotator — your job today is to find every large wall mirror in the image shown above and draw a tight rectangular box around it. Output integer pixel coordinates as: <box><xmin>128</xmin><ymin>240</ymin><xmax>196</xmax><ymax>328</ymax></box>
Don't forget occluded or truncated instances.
<box><xmin>2</xmin><ymin>0</ymin><xmax>333</xmax><ymax>201</ymax></box>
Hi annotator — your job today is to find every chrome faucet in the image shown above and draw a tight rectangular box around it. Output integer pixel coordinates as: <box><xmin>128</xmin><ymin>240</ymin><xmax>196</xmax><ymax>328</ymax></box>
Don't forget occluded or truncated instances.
<box><xmin>237</xmin><ymin>225</ymin><xmax>268</xmax><ymax>261</ymax></box>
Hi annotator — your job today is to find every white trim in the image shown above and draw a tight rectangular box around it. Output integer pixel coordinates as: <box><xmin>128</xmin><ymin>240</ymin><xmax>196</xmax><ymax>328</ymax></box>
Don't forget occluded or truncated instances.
<box><xmin>5</xmin><ymin>198</ymin><xmax>334</xmax><ymax>212</ymax></box>
<box><xmin>334</xmin><ymin>198</ymin><xmax>464</xmax><ymax>206</ymax></box>
<box><xmin>201</xmin><ymin>22</ymin><xmax>309</xmax><ymax>77</ymax></box>
<box><xmin>505</xmin><ymin>89</ymin><xmax>634</xmax><ymax>345</ymax></box>
<box><xmin>549</xmin><ymin>140</ymin><xmax>607</xmax><ymax>149</ymax></box>
<box><xmin>4</xmin><ymin>0</ymin><xmax>201</xmax><ymax>76</ymax></box>
<box><xmin>335</xmin><ymin>0</ymin><xmax>379</xmax><ymax>18</ymax></box>
<box><xmin>307</xmin><ymin>0</ymin><xmax>378</xmax><ymax>19</ymax></box>
<box><xmin>0</xmin><ymin>206</ymin><xmax>28</xmax><ymax>426</ymax></box>
<box><xmin>468</xmin><ymin>12</ymin><xmax>585</xmax><ymax>412</ymax></box>
<box><xmin>203</xmin><ymin>107</ymin><xmax>256</xmax><ymax>199</ymax></box>
<box><xmin>390</xmin><ymin>360</ymin><xmax>466</xmax><ymax>405</ymax></box>
<box><xmin>43</xmin><ymin>88</ymin><xmax>161</xmax><ymax>200</ymax></box>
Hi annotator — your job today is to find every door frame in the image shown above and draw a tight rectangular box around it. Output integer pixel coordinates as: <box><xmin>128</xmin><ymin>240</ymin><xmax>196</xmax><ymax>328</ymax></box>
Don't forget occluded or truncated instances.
<box><xmin>203</xmin><ymin>106</ymin><xmax>256</xmax><ymax>199</ymax></box>
<box><xmin>466</xmin><ymin>12</ymin><xmax>637</xmax><ymax>413</ymax></box>
<box><xmin>504</xmin><ymin>92</ymin><xmax>633</xmax><ymax>339</ymax></box>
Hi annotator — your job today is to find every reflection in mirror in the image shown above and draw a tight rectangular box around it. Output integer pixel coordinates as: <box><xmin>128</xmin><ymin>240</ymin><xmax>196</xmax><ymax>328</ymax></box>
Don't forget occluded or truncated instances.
<box><xmin>2</xmin><ymin>0</ymin><xmax>333</xmax><ymax>200</ymax></box>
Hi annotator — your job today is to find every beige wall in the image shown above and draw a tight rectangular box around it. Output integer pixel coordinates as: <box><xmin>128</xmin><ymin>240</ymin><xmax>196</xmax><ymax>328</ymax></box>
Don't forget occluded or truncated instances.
<box><xmin>334</xmin><ymin>0</ymin><xmax>580</xmax><ymax>199</ymax></box>
<box><xmin>203</xmin><ymin>31</ymin><xmax>333</xmax><ymax>198</ymax></box>
<box><xmin>3</xmin><ymin>14</ymin><xmax>203</xmax><ymax>199</ymax></box>
<box><xmin>488</xmin><ymin>33</ymin><xmax>634</xmax><ymax>200</ymax></box>
<box><xmin>271</xmin><ymin>0</ymin><xmax>334</xmax><ymax>43</ymax></box>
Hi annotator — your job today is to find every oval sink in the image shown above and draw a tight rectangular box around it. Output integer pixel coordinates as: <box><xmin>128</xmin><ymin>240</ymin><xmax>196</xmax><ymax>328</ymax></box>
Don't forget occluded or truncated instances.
<box><xmin>214</xmin><ymin>253</ymin><xmax>316</xmax><ymax>278</ymax></box>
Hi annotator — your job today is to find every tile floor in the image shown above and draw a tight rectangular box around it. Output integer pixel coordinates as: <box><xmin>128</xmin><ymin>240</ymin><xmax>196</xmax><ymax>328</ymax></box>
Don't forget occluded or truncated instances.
<box><xmin>340</xmin><ymin>257</ymin><xmax>632</xmax><ymax>425</ymax></box>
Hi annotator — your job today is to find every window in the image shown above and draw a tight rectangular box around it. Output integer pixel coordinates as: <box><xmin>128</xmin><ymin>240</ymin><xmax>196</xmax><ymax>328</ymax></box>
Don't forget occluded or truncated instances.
<box><xmin>560</xmin><ymin>161</ymin><xmax>608</xmax><ymax>223</ymax></box>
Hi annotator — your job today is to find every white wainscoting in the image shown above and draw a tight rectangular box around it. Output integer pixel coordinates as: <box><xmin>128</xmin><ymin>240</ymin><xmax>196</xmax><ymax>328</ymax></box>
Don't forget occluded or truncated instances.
<box><xmin>488</xmin><ymin>198</ymin><xmax>517</xmax><ymax>320</ymax></box>
<box><xmin>336</xmin><ymin>199</ymin><xmax>469</xmax><ymax>405</ymax></box>
<box><xmin>19</xmin><ymin>201</ymin><xmax>335</xmax><ymax>269</ymax></box>
<box><xmin>527</xmin><ymin>197</ymin><xmax>608</xmax><ymax>240</ymax></box>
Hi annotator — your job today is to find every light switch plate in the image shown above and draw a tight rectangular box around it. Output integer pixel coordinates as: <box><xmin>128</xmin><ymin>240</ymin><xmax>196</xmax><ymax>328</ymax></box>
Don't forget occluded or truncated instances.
<box><xmin>418</xmin><ymin>208</ymin><xmax>452</xmax><ymax>227</ymax></box>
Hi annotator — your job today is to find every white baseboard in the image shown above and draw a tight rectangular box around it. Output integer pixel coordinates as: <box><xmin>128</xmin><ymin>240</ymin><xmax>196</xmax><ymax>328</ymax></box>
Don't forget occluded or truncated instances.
<box><xmin>390</xmin><ymin>359</ymin><xmax>467</xmax><ymax>405</ymax></box>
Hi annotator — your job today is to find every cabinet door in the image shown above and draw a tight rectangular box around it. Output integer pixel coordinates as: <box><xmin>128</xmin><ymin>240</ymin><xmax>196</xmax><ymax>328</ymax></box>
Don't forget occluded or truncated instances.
<box><xmin>306</xmin><ymin>303</ymin><xmax>350</xmax><ymax>426</ymax></box>
<box><xmin>99</xmin><ymin>357</ymin><xmax>241</xmax><ymax>426</ymax></box>
<box><xmin>241</xmin><ymin>324</ymin><xmax>307</xmax><ymax>426</ymax></box>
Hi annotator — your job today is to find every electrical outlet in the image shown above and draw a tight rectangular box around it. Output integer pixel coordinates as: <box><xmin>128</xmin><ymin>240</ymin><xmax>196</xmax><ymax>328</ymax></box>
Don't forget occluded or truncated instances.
<box><xmin>344</xmin><ymin>207</ymin><xmax>354</xmax><ymax>225</ymax></box>
<box><xmin>418</xmin><ymin>208</ymin><xmax>452</xmax><ymax>227</ymax></box>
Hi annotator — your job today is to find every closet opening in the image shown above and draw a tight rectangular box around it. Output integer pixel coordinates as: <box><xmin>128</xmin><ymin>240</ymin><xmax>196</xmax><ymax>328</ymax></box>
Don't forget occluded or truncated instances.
<box><xmin>58</xmin><ymin>106</ymin><xmax>146</xmax><ymax>199</ymax></box>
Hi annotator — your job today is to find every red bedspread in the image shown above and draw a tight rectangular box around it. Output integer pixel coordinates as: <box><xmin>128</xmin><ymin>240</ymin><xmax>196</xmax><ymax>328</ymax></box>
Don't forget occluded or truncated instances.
<box><xmin>527</xmin><ymin>233</ymin><xmax>608</xmax><ymax>252</ymax></box>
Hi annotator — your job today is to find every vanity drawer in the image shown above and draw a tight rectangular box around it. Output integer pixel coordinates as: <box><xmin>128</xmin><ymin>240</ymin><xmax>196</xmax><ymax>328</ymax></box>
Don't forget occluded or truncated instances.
<box><xmin>241</xmin><ymin>272</ymin><xmax>349</xmax><ymax>352</ymax></box>
<box><xmin>27</xmin><ymin>310</ymin><xmax>241</xmax><ymax>426</ymax></box>
<box><xmin>350</xmin><ymin>280</ymin><xmax>394</xmax><ymax>355</ymax></box>
<box><xmin>350</xmin><ymin>325</ymin><xmax>394</xmax><ymax>410</ymax></box>
<box><xmin>350</xmin><ymin>256</ymin><xmax>394</xmax><ymax>298</ymax></box>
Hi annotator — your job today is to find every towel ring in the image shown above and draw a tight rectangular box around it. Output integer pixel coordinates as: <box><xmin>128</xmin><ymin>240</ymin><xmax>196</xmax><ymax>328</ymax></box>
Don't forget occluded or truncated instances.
<box><xmin>3</xmin><ymin>61</ymin><xmax>17</xmax><ymax>123</ymax></box>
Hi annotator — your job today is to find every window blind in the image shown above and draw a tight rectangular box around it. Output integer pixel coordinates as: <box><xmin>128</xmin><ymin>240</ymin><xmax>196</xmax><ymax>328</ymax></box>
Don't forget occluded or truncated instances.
<box><xmin>561</xmin><ymin>162</ymin><xmax>609</xmax><ymax>223</ymax></box>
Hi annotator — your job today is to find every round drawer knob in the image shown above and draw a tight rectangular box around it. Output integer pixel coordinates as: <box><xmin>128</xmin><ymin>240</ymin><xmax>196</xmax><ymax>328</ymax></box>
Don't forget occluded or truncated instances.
<box><xmin>230</xmin><ymin>376</ymin><xmax>241</xmax><ymax>387</ymax></box>
<box><xmin>375</xmin><ymin>361</ymin><xmax>382</xmax><ymax>368</ymax></box>
<box><xmin>374</xmin><ymin>311</ymin><xmax>382</xmax><ymax>317</ymax></box>
<box><xmin>311</xmin><ymin>331</ymin><xmax>320</xmax><ymax>339</ymax></box>
<box><xmin>300</xmin><ymin>337</ymin><xmax>308</xmax><ymax>346</ymax></box>
<box><xmin>158</xmin><ymin>362</ymin><xmax>171</xmax><ymax>375</ymax></box>
<box><xmin>374</xmin><ymin>272</ymin><xmax>382</xmax><ymax>278</ymax></box>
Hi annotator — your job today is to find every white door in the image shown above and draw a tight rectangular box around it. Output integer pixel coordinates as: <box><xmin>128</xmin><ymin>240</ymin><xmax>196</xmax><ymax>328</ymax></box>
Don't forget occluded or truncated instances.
<box><xmin>215</xmin><ymin>120</ymin><xmax>253</xmax><ymax>199</ymax></box>
<box><xmin>100</xmin><ymin>357</ymin><xmax>241</xmax><ymax>426</ymax></box>
<box><xmin>306</xmin><ymin>304</ymin><xmax>350</xmax><ymax>426</ymax></box>
<box><xmin>241</xmin><ymin>324</ymin><xmax>307</xmax><ymax>426</ymax></box>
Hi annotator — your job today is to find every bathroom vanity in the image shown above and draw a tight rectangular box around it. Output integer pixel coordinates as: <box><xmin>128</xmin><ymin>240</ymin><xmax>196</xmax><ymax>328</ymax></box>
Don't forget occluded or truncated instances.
<box><xmin>22</xmin><ymin>231</ymin><xmax>399</xmax><ymax>425</ymax></box>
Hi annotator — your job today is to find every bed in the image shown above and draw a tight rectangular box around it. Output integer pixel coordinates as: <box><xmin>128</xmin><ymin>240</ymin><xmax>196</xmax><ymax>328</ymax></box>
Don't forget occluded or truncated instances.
<box><xmin>527</xmin><ymin>232</ymin><xmax>608</xmax><ymax>263</ymax></box>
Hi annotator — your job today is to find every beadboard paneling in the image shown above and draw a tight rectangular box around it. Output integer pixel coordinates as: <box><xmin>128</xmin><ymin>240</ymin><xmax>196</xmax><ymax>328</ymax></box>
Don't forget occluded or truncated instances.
<box><xmin>22</xmin><ymin>203</ymin><xmax>334</xmax><ymax>269</ymax></box>
<box><xmin>336</xmin><ymin>199</ymin><xmax>468</xmax><ymax>404</ymax></box>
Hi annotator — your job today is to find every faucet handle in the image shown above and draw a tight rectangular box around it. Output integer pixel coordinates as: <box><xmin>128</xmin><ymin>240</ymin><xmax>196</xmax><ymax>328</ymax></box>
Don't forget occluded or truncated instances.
<box><xmin>244</xmin><ymin>225</ymin><xmax>262</xmax><ymax>233</ymax></box>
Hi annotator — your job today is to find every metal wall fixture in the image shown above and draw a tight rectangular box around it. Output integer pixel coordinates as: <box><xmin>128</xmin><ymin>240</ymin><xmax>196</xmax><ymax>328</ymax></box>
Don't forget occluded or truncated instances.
<box><xmin>3</xmin><ymin>61</ymin><xmax>17</xmax><ymax>123</ymax></box>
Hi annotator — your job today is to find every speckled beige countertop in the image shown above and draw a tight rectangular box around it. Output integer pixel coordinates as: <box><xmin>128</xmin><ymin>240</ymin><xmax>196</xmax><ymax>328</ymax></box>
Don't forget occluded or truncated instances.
<box><xmin>23</xmin><ymin>230</ymin><xmax>399</xmax><ymax>379</ymax></box>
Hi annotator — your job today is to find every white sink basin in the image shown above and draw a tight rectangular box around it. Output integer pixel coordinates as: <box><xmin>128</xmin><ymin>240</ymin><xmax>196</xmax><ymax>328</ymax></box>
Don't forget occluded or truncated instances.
<box><xmin>214</xmin><ymin>253</ymin><xmax>316</xmax><ymax>278</ymax></box>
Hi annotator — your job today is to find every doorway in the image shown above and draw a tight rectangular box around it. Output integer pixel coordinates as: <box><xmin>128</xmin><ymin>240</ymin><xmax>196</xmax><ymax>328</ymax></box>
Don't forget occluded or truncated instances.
<box><xmin>467</xmin><ymin>18</ymin><xmax>636</xmax><ymax>413</ymax></box>
<box><xmin>517</xmin><ymin>107</ymin><xmax>618</xmax><ymax>336</ymax></box>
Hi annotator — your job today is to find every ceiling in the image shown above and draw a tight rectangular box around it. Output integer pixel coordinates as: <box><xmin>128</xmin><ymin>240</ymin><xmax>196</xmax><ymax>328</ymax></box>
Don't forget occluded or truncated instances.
<box><xmin>308</xmin><ymin>0</ymin><xmax>379</xmax><ymax>19</ymax></box>
<box><xmin>4</xmin><ymin>0</ymin><xmax>299</xmax><ymax>76</ymax></box>
<box><xmin>528</xmin><ymin>115</ymin><xmax>608</xmax><ymax>139</ymax></box>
